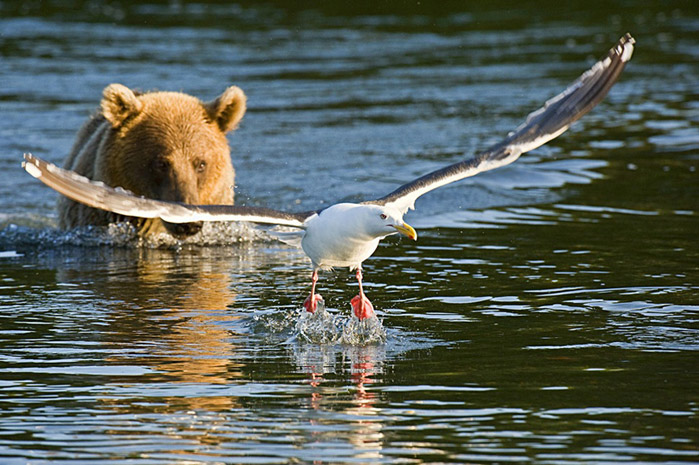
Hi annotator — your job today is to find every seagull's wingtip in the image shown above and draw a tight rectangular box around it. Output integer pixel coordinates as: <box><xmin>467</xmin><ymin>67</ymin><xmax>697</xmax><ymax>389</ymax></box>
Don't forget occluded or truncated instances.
<box><xmin>619</xmin><ymin>33</ymin><xmax>635</xmax><ymax>62</ymax></box>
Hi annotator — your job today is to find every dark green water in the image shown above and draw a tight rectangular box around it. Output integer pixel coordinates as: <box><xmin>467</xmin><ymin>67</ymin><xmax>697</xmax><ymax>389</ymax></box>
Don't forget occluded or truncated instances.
<box><xmin>0</xmin><ymin>1</ymin><xmax>697</xmax><ymax>463</ymax></box>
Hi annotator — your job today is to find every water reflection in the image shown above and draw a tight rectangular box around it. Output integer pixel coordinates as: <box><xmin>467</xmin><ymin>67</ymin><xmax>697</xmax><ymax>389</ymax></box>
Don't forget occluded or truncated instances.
<box><xmin>29</xmin><ymin>240</ymin><xmax>401</xmax><ymax>460</ymax></box>
<box><xmin>53</xmin><ymin>248</ymin><xmax>243</xmax><ymax>412</ymax></box>
<box><xmin>293</xmin><ymin>342</ymin><xmax>386</xmax><ymax>462</ymax></box>
<box><xmin>110</xmin><ymin>254</ymin><xmax>241</xmax><ymax>386</ymax></box>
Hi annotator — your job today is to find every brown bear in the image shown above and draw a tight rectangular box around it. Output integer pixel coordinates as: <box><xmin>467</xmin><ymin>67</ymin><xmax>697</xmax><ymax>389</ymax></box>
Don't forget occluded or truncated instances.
<box><xmin>58</xmin><ymin>83</ymin><xmax>246</xmax><ymax>238</ymax></box>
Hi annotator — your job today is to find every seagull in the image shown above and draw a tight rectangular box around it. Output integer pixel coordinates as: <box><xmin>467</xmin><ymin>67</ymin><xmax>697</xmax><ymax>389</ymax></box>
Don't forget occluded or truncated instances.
<box><xmin>23</xmin><ymin>34</ymin><xmax>634</xmax><ymax>320</ymax></box>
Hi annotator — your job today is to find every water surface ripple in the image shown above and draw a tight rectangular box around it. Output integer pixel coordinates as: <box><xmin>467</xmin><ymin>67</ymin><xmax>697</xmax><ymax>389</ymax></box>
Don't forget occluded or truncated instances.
<box><xmin>0</xmin><ymin>2</ymin><xmax>697</xmax><ymax>463</ymax></box>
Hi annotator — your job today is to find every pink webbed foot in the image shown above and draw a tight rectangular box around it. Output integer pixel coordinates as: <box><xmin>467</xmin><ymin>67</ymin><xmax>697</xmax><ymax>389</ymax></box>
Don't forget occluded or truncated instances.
<box><xmin>351</xmin><ymin>295</ymin><xmax>375</xmax><ymax>320</ymax></box>
<box><xmin>304</xmin><ymin>293</ymin><xmax>324</xmax><ymax>313</ymax></box>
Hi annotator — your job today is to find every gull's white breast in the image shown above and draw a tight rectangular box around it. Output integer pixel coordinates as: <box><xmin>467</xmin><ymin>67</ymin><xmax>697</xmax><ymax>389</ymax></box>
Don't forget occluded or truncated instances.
<box><xmin>301</xmin><ymin>203</ymin><xmax>382</xmax><ymax>270</ymax></box>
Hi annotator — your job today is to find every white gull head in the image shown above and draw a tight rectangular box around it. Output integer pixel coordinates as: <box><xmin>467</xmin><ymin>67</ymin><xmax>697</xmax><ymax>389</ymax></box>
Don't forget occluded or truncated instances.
<box><xmin>301</xmin><ymin>203</ymin><xmax>417</xmax><ymax>271</ymax></box>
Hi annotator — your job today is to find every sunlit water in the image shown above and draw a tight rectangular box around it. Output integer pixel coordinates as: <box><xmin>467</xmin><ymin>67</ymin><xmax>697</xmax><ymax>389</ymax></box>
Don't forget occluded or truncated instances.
<box><xmin>1</xmin><ymin>2</ymin><xmax>697</xmax><ymax>463</ymax></box>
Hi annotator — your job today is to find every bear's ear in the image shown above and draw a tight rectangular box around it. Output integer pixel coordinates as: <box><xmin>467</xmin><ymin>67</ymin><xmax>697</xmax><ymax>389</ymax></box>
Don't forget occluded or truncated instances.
<box><xmin>101</xmin><ymin>83</ymin><xmax>144</xmax><ymax>128</ymax></box>
<box><xmin>205</xmin><ymin>86</ymin><xmax>247</xmax><ymax>133</ymax></box>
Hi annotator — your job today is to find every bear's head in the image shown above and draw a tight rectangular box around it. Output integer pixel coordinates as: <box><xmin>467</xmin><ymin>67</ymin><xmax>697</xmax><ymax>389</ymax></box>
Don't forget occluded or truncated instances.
<box><xmin>96</xmin><ymin>83</ymin><xmax>246</xmax><ymax>238</ymax></box>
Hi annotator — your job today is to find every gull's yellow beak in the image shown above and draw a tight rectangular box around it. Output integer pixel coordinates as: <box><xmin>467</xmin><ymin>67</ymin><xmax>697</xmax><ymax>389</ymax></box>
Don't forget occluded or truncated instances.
<box><xmin>393</xmin><ymin>222</ymin><xmax>417</xmax><ymax>241</ymax></box>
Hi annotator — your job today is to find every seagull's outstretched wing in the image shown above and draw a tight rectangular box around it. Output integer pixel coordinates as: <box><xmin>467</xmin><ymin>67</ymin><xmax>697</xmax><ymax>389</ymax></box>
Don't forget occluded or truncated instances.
<box><xmin>22</xmin><ymin>153</ymin><xmax>315</xmax><ymax>228</ymax></box>
<box><xmin>23</xmin><ymin>34</ymin><xmax>633</xmax><ymax>229</ymax></box>
<box><xmin>369</xmin><ymin>33</ymin><xmax>635</xmax><ymax>214</ymax></box>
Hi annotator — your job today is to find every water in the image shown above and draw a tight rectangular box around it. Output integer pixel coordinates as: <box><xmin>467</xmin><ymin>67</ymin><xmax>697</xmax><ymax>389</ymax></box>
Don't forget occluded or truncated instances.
<box><xmin>1</xmin><ymin>1</ymin><xmax>698</xmax><ymax>463</ymax></box>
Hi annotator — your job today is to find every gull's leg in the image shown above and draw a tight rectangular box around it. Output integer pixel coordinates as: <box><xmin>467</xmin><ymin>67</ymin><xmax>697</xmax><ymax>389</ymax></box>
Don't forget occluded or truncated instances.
<box><xmin>303</xmin><ymin>269</ymin><xmax>323</xmax><ymax>313</ymax></box>
<box><xmin>350</xmin><ymin>267</ymin><xmax>375</xmax><ymax>320</ymax></box>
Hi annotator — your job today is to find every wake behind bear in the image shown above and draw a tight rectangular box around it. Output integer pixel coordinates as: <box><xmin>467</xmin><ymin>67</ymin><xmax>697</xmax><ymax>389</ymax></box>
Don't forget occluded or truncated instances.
<box><xmin>58</xmin><ymin>83</ymin><xmax>246</xmax><ymax>239</ymax></box>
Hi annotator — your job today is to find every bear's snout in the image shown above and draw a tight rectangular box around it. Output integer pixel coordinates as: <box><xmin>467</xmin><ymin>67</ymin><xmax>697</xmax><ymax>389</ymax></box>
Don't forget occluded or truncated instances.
<box><xmin>164</xmin><ymin>220</ymin><xmax>204</xmax><ymax>239</ymax></box>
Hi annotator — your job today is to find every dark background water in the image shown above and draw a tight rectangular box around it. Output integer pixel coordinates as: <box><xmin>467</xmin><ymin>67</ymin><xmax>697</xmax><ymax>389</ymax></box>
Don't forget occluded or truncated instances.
<box><xmin>0</xmin><ymin>1</ymin><xmax>697</xmax><ymax>463</ymax></box>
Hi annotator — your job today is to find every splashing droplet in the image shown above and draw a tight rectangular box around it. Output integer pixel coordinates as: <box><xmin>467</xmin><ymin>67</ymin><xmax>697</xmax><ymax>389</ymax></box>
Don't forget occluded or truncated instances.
<box><xmin>341</xmin><ymin>315</ymin><xmax>387</xmax><ymax>345</ymax></box>
<box><xmin>295</xmin><ymin>303</ymin><xmax>342</xmax><ymax>344</ymax></box>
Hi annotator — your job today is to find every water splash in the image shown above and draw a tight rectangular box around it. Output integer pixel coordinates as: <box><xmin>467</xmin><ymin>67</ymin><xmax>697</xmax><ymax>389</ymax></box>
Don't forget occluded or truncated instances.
<box><xmin>294</xmin><ymin>302</ymin><xmax>342</xmax><ymax>344</ymax></box>
<box><xmin>293</xmin><ymin>301</ymin><xmax>387</xmax><ymax>346</ymax></box>
<box><xmin>0</xmin><ymin>217</ymin><xmax>269</xmax><ymax>249</ymax></box>
<box><xmin>250</xmin><ymin>307</ymin><xmax>300</xmax><ymax>337</ymax></box>
<box><xmin>251</xmin><ymin>299</ymin><xmax>388</xmax><ymax>347</ymax></box>
<box><xmin>340</xmin><ymin>314</ymin><xmax>387</xmax><ymax>345</ymax></box>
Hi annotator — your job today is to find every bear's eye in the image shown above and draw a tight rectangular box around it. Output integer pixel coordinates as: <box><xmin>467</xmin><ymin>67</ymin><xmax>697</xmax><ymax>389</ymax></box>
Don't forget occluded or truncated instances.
<box><xmin>153</xmin><ymin>159</ymin><xmax>169</xmax><ymax>173</ymax></box>
<box><xmin>380</xmin><ymin>213</ymin><xmax>387</xmax><ymax>220</ymax></box>
<box><xmin>195</xmin><ymin>160</ymin><xmax>207</xmax><ymax>173</ymax></box>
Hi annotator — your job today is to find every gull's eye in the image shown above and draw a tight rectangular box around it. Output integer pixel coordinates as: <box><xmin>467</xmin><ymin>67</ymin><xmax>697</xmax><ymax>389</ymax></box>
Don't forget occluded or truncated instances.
<box><xmin>380</xmin><ymin>213</ymin><xmax>387</xmax><ymax>220</ymax></box>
